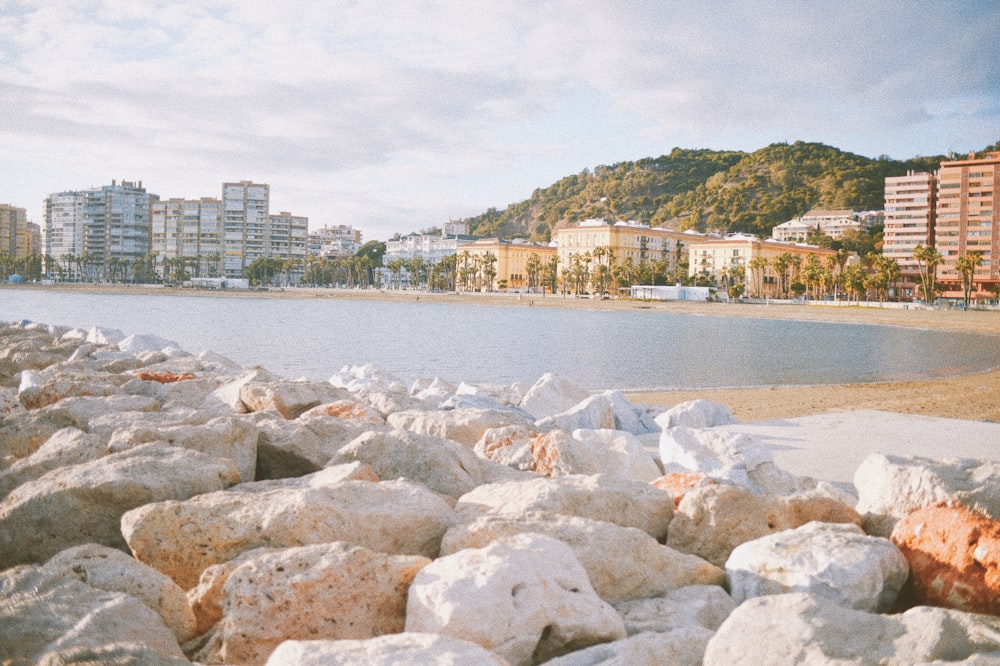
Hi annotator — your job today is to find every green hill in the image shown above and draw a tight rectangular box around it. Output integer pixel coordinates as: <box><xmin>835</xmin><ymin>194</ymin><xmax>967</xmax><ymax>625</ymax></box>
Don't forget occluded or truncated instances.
<box><xmin>460</xmin><ymin>141</ymin><xmax>951</xmax><ymax>240</ymax></box>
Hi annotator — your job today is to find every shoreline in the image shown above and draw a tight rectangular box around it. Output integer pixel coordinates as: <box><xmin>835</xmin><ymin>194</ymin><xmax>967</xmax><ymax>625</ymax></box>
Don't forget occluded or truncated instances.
<box><xmin>5</xmin><ymin>283</ymin><xmax>999</xmax><ymax>423</ymax></box>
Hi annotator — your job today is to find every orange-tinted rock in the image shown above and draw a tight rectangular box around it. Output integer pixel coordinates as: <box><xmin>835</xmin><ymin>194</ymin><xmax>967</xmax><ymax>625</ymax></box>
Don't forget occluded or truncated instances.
<box><xmin>136</xmin><ymin>371</ymin><xmax>195</xmax><ymax>383</ymax></box>
<box><xmin>890</xmin><ymin>500</ymin><xmax>1000</xmax><ymax>615</ymax></box>
<box><xmin>652</xmin><ymin>472</ymin><xmax>719</xmax><ymax>508</ymax></box>
<box><xmin>300</xmin><ymin>399</ymin><xmax>385</xmax><ymax>425</ymax></box>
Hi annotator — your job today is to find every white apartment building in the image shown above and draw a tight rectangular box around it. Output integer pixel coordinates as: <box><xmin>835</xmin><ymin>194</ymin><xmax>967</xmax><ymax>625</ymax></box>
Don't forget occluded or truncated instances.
<box><xmin>308</xmin><ymin>224</ymin><xmax>362</xmax><ymax>258</ymax></box>
<box><xmin>222</xmin><ymin>181</ymin><xmax>270</xmax><ymax>278</ymax></box>
<box><xmin>384</xmin><ymin>231</ymin><xmax>474</xmax><ymax>266</ymax></box>
<box><xmin>268</xmin><ymin>211</ymin><xmax>309</xmax><ymax>266</ymax></box>
<box><xmin>151</xmin><ymin>197</ymin><xmax>224</xmax><ymax>277</ymax></box>
<box><xmin>882</xmin><ymin>171</ymin><xmax>936</xmax><ymax>297</ymax></box>
<box><xmin>772</xmin><ymin>209</ymin><xmax>864</xmax><ymax>241</ymax></box>
<box><xmin>43</xmin><ymin>192</ymin><xmax>87</xmax><ymax>278</ymax></box>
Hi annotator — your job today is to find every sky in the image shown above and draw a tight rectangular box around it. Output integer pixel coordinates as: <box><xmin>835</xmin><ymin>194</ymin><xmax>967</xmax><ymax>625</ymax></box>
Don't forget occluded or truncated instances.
<box><xmin>1</xmin><ymin>1</ymin><xmax>998</xmax><ymax>242</ymax></box>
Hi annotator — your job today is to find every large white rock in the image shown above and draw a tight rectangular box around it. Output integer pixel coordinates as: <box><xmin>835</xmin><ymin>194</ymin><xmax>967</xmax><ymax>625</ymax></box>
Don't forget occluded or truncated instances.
<box><xmin>192</xmin><ymin>542</ymin><xmax>430</xmax><ymax>665</ymax></box>
<box><xmin>703</xmin><ymin>592</ymin><xmax>1000</xmax><ymax>665</ymax></box>
<box><xmin>854</xmin><ymin>453</ymin><xmax>1000</xmax><ymax>536</ymax></box>
<box><xmin>614</xmin><ymin>585</ymin><xmax>736</xmax><ymax>636</ymax></box>
<box><xmin>40</xmin><ymin>543</ymin><xmax>197</xmax><ymax>643</ymax></box>
<box><xmin>726</xmin><ymin>521</ymin><xmax>908</xmax><ymax>612</ymax></box>
<box><xmin>121</xmin><ymin>478</ymin><xmax>455</xmax><ymax>589</ymax></box>
<box><xmin>327</xmin><ymin>428</ymin><xmax>520</xmax><ymax>499</ymax></box>
<box><xmin>659</xmin><ymin>426</ymin><xmax>775</xmax><ymax>490</ymax></box>
<box><xmin>84</xmin><ymin>325</ymin><xmax>127</xmax><ymax>346</ymax></box>
<box><xmin>519</xmin><ymin>372</ymin><xmax>592</xmax><ymax>420</ymax></box>
<box><xmin>0</xmin><ymin>427</ymin><xmax>106</xmax><ymax>498</ymax></box>
<box><xmin>567</xmin><ymin>429</ymin><xmax>662</xmax><ymax>481</ymax></box>
<box><xmin>0</xmin><ymin>442</ymin><xmax>241</xmax><ymax>569</ymax></box>
<box><xmin>240</xmin><ymin>379</ymin><xmax>351</xmax><ymax>419</ymax></box>
<box><xmin>406</xmin><ymin>533</ymin><xmax>626</xmax><ymax>666</ymax></box>
<box><xmin>211</xmin><ymin>367</ymin><xmax>276</xmax><ymax>413</ymax></box>
<box><xmin>542</xmin><ymin>629</ymin><xmax>715</xmax><ymax>666</ymax></box>
<box><xmin>265</xmin><ymin>633</ymin><xmax>509</xmax><ymax>666</ymax></box>
<box><xmin>455</xmin><ymin>474</ymin><xmax>674</xmax><ymax>541</ymax></box>
<box><xmin>656</xmin><ymin>399</ymin><xmax>737</xmax><ymax>430</ymax></box>
<box><xmin>0</xmin><ymin>563</ymin><xmax>185</xmax><ymax>664</ymax></box>
<box><xmin>536</xmin><ymin>390</ymin><xmax>659</xmax><ymax>435</ymax></box>
<box><xmin>329</xmin><ymin>363</ymin><xmax>408</xmax><ymax>394</ymax></box>
<box><xmin>666</xmin><ymin>484</ymin><xmax>862</xmax><ymax>567</ymax></box>
<box><xmin>474</xmin><ymin>424</ymin><xmax>540</xmax><ymax>470</ymax></box>
<box><xmin>0</xmin><ymin>409</ymin><xmax>76</xmax><ymax>462</ymax></box>
<box><xmin>0</xmin><ymin>386</ymin><xmax>26</xmax><ymax>421</ymax></box>
<box><xmin>254</xmin><ymin>414</ymin><xmax>384</xmax><ymax>480</ymax></box>
<box><xmin>387</xmin><ymin>407</ymin><xmax>534</xmax><ymax>447</ymax></box>
<box><xmin>117</xmin><ymin>333</ymin><xmax>181</xmax><ymax>354</ymax></box>
<box><xmin>441</xmin><ymin>511</ymin><xmax>723</xmax><ymax>604</ymax></box>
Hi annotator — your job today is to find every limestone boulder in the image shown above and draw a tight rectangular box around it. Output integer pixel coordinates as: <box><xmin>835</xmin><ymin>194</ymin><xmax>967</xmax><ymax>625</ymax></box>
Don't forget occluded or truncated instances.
<box><xmin>329</xmin><ymin>363</ymin><xmax>408</xmax><ymax>394</ymax></box>
<box><xmin>455</xmin><ymin>380</ymin><xmax>523</xmax><ymax>406</ymax></box>
<box><xmin>192</xmin><ymin>542</ymin><xmax>430</xmax><ymax>665</ymax></box>
<box><xmin>211</xmin><ymin>367</ymin><xmax>276</xmax><ymax>413</ymax></box>
<box><xmin>652</xmin><ymin>471</ymin><xmax>720</xmax><ymax>507</ymax></box>
<box><xmin>240</xmin><ymin>379</ymin><xmax>351</xmax><ymax>419</ymax></box>
<box><xmin>726</xmin><ymin>521</ymin><xmax>908</xmax><ymax>612</ymax></box>
<box><xmin>0</xmin><ymin>442</ymin><xmax>241</xmax><ymax>568</ymax></box>
<box><xmin>299</xmin><ymin>399</ymin><xmax>385</xmax><ymax>425</ymax></box>
<box><xmin>231</xmin><ymin>463</ymin><xmax>380</xmax><ymax>494</ymax></box>
<box><xmin>564</xmin><ymin>429</ymin><xmax>662</xmax><ymax>481</ymax></box>
<box><xmin>0</xmin><ymin>409</ymin><xmax>76</xmax><ymax>462</ymax></box>
<box><xmin>121</xmin><ymin>478</ymin><xmax>455</xmax><ymax>589</ymax></box>
<box><xmin>703</xmin><ymin>592</ymin><xmax>1000</xmax><ymax>666</ymax></box>
<box><xmin>40</xmin><ymin>543</ymin><xmax>197</xmax><ymax>643</ymax></box>
<box><xmin>0</xmin><ymin>563</ymin><xmax>185</xmax><ymax>664</ymax></box>
<box><xmin>456</xmin><ymin>474</ymin><xmax>674</xmax><ymax>541</ymax></box>
<box><xmin>84</xmin><ymin>325</ymin><xmax>127</xmax><ymax>346</ymax></box>
<box><xmin>327</xmin><ymin>428</ymin><xmax>520</xmax><ymax>499</ymax></box>
<box><xmin>358</xmin><ymin>389</ymin><xmax>431</xmax><ymax>418</ymax></box>
<box><xmin>536</xmin><ymin>390</ymin><xmax>659</xmax><ymax>435</ymax></box>
<box><xmin>0</xmin><ymin>386</ymin><xmax>26</xmax><ymax>421</ymax></box>
<box><xmin>35</xmin><ymin>643</ymin><xmax>192</xmax><ymax>666</ymax></box>
<box><xmin>659</xmin><ymin>426</ymin><xmax>783</xmax><ymax>491</ymax></box>
<box><xmin>891</xmin><ymin>501</ymin><xmax>1000</xmax><ymax>615</ymax></box>
<box><xmin>855</xmin><ymin>453</ymin><xmax>1000</xmax><ymax>536</ymax></box>
<box><xmin>264</xmin><ymin>633</ymin><xmax>510</xmax><ymax>666</ymax></box>
<box><xmin>47</xmin><ymin>394</ymin><xmax>161</xmax><ymax>432</ymax></box>
<box><xmin>519</xmin><ymin>372</ymin><xmax>592</xmax><ymax>420</ymax></box>
<box><xmin>667</xmin><ymin>484</ymin><xmax>862</xmax><ymax>567</ymax></box>
<box><xmin>410</xmin><ymin>376</ymin><xmax>457</xmax><ymax>403</ymax></box>
<box><xmin>117</xmin><ymin>333</ymin><xmax>181</xmax><ymax>354</ymax></box>
<box><xmin>406</xmin><ymin>533</ymin><xmax>626</xmax><ymax>666</ymax></box>
<box><xmin>656</xmin><ymin>399</ymin><xmax>737</xmax><ymax>430</ymax></box>
<box><xmin>614</xmin><ymin>585</ymin><xmax>736</xmax><ymax>636</ymax></box>
<box><xmin>18</xmin><ymin>378</ymin><xmax>123</xmax><ymax>411</ymax></box>
<box><xmin>441</xmin><ymin>511</ymin><xmax>723</xmax><ymax>604</ymax></box>
<box><xmin>0</xmin><ymin>427</ymin><xmax>106</xmax><ymax>498</ymax></box>
<box><xmin>542</xmin><ymin>629</ymin><xmax>714</xmax><ymax>666</ymax></box>
<box><xmin>254</xmin><ymin>415</ymin><xmax>381</xmax><ymax>480</ymax></box>
<box><xmin>387</xmin><ymin>407</ymin><xmax>533</xmax><ymax>447</ymax></box>
<box><xmin>474</xmin><ymin>424</ymin><xmax>540</xmax><ymax>470</ymax></box>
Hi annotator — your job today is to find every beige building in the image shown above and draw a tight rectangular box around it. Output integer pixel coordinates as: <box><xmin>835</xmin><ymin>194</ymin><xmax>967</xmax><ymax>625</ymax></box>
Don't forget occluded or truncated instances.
<box><xmin>688</xmin><ymin>235</ymin><xmax>844</xmax><ymax>298</ymax></box>
<box><xmin>459</xmin><ymin>238</ymin><xmax>557</xmax><ymax>291</ymax></box>
<box><xmin>554</xmin><ymin>219</ymin><xmax>691</xmax><ymax>276</ymax></box>
<box><xmin>0</xmin><ymin>204</ymin><xmax>31</xmax><ymax>258</ymax></box>
<box><xmin>308</xmin><ymin>225</ymin><xmax>362</xmax><ymax>257</ymax></box>
<box><xmin>883</xmin><ymin>171</ymin><xmax>936</xmax><ymax>297</ymax></box>
<box><xmin>935</xmin><ymin>152</ymin><xmax>1000</xmax><ymax>298</ymax></box>
<box><xmin>772</xmin><ymin>209</ymin><xmax>864</xmax><ymax>242</ymax></box>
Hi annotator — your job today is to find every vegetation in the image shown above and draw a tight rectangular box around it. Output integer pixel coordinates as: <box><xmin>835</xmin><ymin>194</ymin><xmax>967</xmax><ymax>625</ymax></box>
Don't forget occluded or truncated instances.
<box><xmin>459</xmin><ymin>142</ymin><xmax>944</xmax><ymax>241</ymax></box>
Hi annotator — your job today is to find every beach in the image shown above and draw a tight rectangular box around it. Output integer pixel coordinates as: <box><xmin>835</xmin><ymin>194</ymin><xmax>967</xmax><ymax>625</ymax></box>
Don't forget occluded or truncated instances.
<box><xmin>6</xmin><ymin>283</ymin><xmax>1000</xmax><ymax>423</ymax></box>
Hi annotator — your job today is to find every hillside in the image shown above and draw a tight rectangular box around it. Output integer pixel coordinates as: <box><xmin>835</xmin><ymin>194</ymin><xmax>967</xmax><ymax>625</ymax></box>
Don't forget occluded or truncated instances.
<box><xmin>459</xmin><ymin>141</ymin><xmax>949</xmax><ymax>240</ymax></box>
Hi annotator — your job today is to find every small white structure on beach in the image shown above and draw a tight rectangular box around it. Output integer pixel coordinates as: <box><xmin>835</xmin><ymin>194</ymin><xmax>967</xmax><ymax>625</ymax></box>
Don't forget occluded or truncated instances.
<box><xmin>629</xmin><ymin>285</ymin><xmax>710</xmax><ymax>301</ymax></box>
<box><xmin>188</xmin><ymin>277</ymin><xmax>250</xmax><ymax>290</ymax></box>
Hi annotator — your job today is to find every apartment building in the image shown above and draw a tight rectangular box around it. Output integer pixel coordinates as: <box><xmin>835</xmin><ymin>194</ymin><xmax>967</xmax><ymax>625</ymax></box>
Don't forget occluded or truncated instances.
<box><xmin>0</xmin><ymin>204</ymin><xmax>30</xmax><ymax>257</ymax></box>
<box><xmin>883</xmin><ymin>171</ymin><xmax>936</xmax><ymax>298</ymax></box>
<box><xmin>554</xmin><ymin>219</ymin><xmax>691</xmax><ymax>277</ymax></box>
<box><xmin>772</xmin><ymin>209</ymin><xmax>868</xmax><ymax>242</ymax></box>
<box><xmin>688</xmin><ymin>235</ymin><xmax>844</xmax><ymax>298</ymax></box>
<box><xmin>458</xmin><ymin>238</ymin><xmax>557</xmax><ymax>291</ymax></box>
<box><xmin>268</xmin><ymin>211</ymin><xmax>309</xmax><ymax>266</ymax></box>
<box><xmin>384</xmin><ymin>231</ymin><xmax>475</xmax><ymax>266</ymax></box>
<box><xmin>43</xmin><ymin>192</ymin><xmax>86</xmax><ymax>277</ymax></box>
<box><xmin>151</xmin><ymin>197</ymin><xmax>224</xmax><ymax>277</ymax></box>
<box><xmin>222</xmin><ymin>181</ymin><xmax>270</xmax><ymax>278</ymax></box>
<box><xmin>935</xmin><ymin>152</ymin><xmax>1000</xmax><ymax>298</ymax></box>
<box><xmin>308</xmin><ymin>225</ymin><xmax>362</xmax><ymax>258</ymax></box>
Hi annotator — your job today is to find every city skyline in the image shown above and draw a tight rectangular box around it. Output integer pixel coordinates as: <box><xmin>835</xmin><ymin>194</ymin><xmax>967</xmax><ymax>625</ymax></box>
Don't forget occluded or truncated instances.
<box><xmin>2</xmin><ymin>1</ymin><xmax>998</xmax><ymax>241</ymax></box>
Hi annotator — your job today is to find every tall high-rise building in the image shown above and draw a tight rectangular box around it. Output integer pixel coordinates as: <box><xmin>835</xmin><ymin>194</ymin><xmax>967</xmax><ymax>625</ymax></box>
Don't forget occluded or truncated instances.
<box><xmin>268</xmin><ymin>211</ymin><xmax>309</xmax><ymax>265</ymax></box>
<box><xmin>0</xmin><ymin>204</ymin><xmax>29</xmax><ymax>258</ymax></box>
<box><xmin>222</xmin><ymin>181</ymin><xmax>270</xmax><ymax>278</ymax></box>
<box><xmin>882</xmin><ymin>171</ymin><xmax>937</xmax><ymax>298</ymax></box>
<box><xmin>44</xmin><ymin>192</ymin><xmax>87</xmax><ymax>279</ymax></box>
<box><xmin>935</xmin><ymin>152</ymin><xmax>1000</xmax><ymax>297</ymax></box>
<box><xmin>151</xmin><ymin>197</ymin><xmax>224</xmax><ymax>278</ymax></box>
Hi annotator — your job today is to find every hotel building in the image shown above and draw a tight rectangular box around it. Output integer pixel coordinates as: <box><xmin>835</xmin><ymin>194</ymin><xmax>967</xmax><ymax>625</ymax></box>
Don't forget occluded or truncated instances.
<box><xmin>882</xmin><ymin>171</ymin><xmax>936</xmax><ymax>298</ymax></box>
<box><xmin>458</xmin><ymin>238</ymin><xmax>557</xmax><ymax>291</ymax></box>
<box><xmin>553</xmin><ymin>219</ymin><xmax>692</xmax><ymax>277</ymax></box>
<box><xmin>772</xmin><ymin>209</ymin><xmax>870</xmax><ymax>242</ymax></box>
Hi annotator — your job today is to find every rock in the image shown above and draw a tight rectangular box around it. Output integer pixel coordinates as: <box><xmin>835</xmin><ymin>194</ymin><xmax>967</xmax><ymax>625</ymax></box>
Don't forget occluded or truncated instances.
<box><xmin>0</xmin><ymin>563</ymin><xmax>185</xmax><ymax>664</ymax></box>
<box><xmin>656</xmin><ymin>399</ymin><xmax>737</xmax><ymax>429</ymax></box>
<box><xmin>327</xmin><ymin>428</ymin><xmax>519</xmax><ymax>499</ymax></box>
<box><xmin>652</xmin><ymin>471</ymin><xmax>720</xmax><ymax>507</ymax></box>
<box><xmin>703</xmin><ymin>592</ymin><xmax>1000</xmax><ymax>666</ymax></box>
<box><xmin>410</xmin><ymin>376</ymin><xmax>457</xmax><ymax>403</ymax></box>
<box><xmin>0</xmin><ymin>427</ymin><xmax>106</xmax><ymax>498</ymax></box>
<box><xmin>122</xmin><ymin>478</ymin><xmax>455</xmax><ymax>589</ymax></box>
<box><xmin>0</xmin><ymin>386</ymin><xmax>26</xmax><ymax>421</ymax></box>
<box><xmin>563</xmin><ymin>429</ymin><xmax>662</xmax><ymax>481</ymax></box>
<box><xmin>254</xmin><ymin>415</ymin><xmax>380</xmax><ymax>480</ymax></box>
<box><xmin>519</xmin><ymin>372</ymin><xmax>592</xmax><ymax>420</ymax></box>
<box><xmin>299</xmin><ymin>399</ymin><xmax>385</xmax><ymax>425</ymax></box>
<box><xmin>240</xmin><ymin>379</ymin><xmax>350</xmax><ymax>419</ymax></box>
<box><xmin>329</xmin><ymin>363</ymin><xmax>408</xmax><ymax>394</ymax></box>
<box><xmin>117</xmin><ymin>333</ymin><xmax>180</xmax><ymax>354</ymax></box>
<box><xmin>210</xmin><ymin>367</ymin><xmax>276</xmax><ymax>413</ymax></box>
<box><xmin>85</xmin><ymin>325</ymin><xmax>127</xmax><ymax>346</ymax></box>
<box><xmin>35</xmin><ymin>643</ymin><xmax>193</xmax><ymax>666</ymax></box>
<box><xmin>726</xmin><ymin>521</ymin><xmax>908</xmax><ymax>612</ymax></box>
<box><xmin>541</xmin><ymin>629</ymin><xmax>715</xmax><ymax>666</ymax></box>
<box><xmin>891</xmin><ymin>501</ymin><xmax>1000</xmax><ymax>615</ymax></box>
<box><xmin>358</xmin><ymin>389</ymin><xmax>430</xmax><ymax>418</ymax></box>
<box><xmin>192</xmin><ymin>542</ymin><xmax>430</xmax><ymax>665</ymax></box>
<box><xmin>855</xmin><ymin>454</ymin><xmax>1000</xmax><ymax>537</ymax></box>
<box><xmin>40</xmin><ymin>543</ymin><xmax>197</xmax><ymax>643</ymax></box>
<box><xmin>47</xmin><ymin>394</ymin><xmax>160</xmax><ymax>432</ymax></box>
<box><xmin>387</xmin><ymin>407</ymin><xmax>533</xmax><ymax>447</ymax></box>
<box><xmin>18</xmin><ymin>379</ymin><xmax>123</xmax><ymax>411</ymax></box>
<box><xmin>615</xmin><ymin>585</ymin><xmax>736</xmax><ymax>635</ymax></box>
<box><xmin>536</xmin><ymin>390</ymin><xmax>659</xmax><ymax>436</ymax></box>
<box><xmin>474</xmin><ymin>424</ymin><xmax>541</xmax><ymax>470</ymax></box>
<box><xmin>134</xmin><ymin>370</ymin><xmax>195</xmax><ymax>383</ymax></box>
<box><xmin>0</xmin><ymin>409</ymin><xmax>76</xmax><ymax>462</ymax></box>
<box><xmin>659</xmin><ymin>426</ymin><xmax>777</xmax><ymax>491</ymax></box>
<box><xmin>406</xmin><ymin>533</ymin><xmax>626</xmax><ymax>666</ymax></box>
<box><xmin>455</xmin><ymin>380</ymin><xmax>523</xmax><ymax>406</ymax></box>
<box><xmin>264</xmin><ymin>633</ymin><xmax>509</xmax><ymax>665</ymax></box>
<box><xmin>456</xmin><ymin>474</ymin><xmax>674</xmax><ymax>541</ymax></box>
<box><xmin>667</xmin><ymin>484</ymin><xmax>862</xmax><ymax>567</ymax></box>
<box><xmin>0</xmin><ymin>442</ymin><xmax>241</xmax><ymax>568</ymax></box>
<box><xmin>441</xmin><ymin>511</ymin><xmax>723</xmax><ymax>604</ymax></box>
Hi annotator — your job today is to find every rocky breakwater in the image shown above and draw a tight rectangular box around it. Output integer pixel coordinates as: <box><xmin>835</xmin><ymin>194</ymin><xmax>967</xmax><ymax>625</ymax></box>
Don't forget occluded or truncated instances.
<box><xmin>1</xmin><ymin>319</ymin><xmax>999</xmax><ymax>665</ymax></box>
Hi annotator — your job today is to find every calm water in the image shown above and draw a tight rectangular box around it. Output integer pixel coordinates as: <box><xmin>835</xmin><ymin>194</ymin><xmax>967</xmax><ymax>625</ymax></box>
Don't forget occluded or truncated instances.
<box><xmin>2</xmin><ymin>288</ymin><xmax>998</xmax><ymax>390</ymax></box>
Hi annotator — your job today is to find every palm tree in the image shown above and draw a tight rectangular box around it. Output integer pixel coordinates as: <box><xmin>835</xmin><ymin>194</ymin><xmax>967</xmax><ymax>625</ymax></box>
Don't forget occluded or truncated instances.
<box><xmin>956</xmin><ymin>251</ymin><xmax>983</xmax><ymax>307</ymax></box>
<box><xmin>913</xmin><ymin>244</ymin><xmax>942</xmax><ymax>304</ymax></box>
<box><xmin>771</xmin><ymin>253</ymin><xmax>792</xmax><ymax>298</ymax></box>
<box><xmin>481</xmin><ymin>252</ymin><xmax>497</xmax><ymax>292</ymax></box>
<box><xmin>748</xmin><ymin>256</ymin><xmax>768</xmax><ymax>298</ymax></box>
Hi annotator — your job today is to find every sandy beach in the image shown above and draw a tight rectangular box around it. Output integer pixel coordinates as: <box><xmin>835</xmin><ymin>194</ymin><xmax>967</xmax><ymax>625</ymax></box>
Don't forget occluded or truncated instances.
<box><xmin>6</xmin><ymin>283</ymin><xmax>1000</xmax><ymax>423</ymax></box>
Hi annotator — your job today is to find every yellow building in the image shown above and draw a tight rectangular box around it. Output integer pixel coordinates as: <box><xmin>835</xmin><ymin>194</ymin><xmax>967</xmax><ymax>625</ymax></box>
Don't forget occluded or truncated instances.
<box><xmin>688</xmin><ymin>235</ymin><xmax>844</xmax><ymax>298</ymax></box>
<box><xmin>935</xmin><ymin>152</ymin><xmax>1000</xmax><ymax>298</ymax></box>
<box><xmin>458</xmin><ymin>238</ymin><xmax>557</xmax><ymax>291</ymax></box>
<box><xmin>0</xmin><ymin>204</ymin><xmax>31</xmax><ymax>258</ymax></box>
<box><xmin>554</xmin><ymin>219</ymin><xmax>691</xmax><ymax>272</ymax></box>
